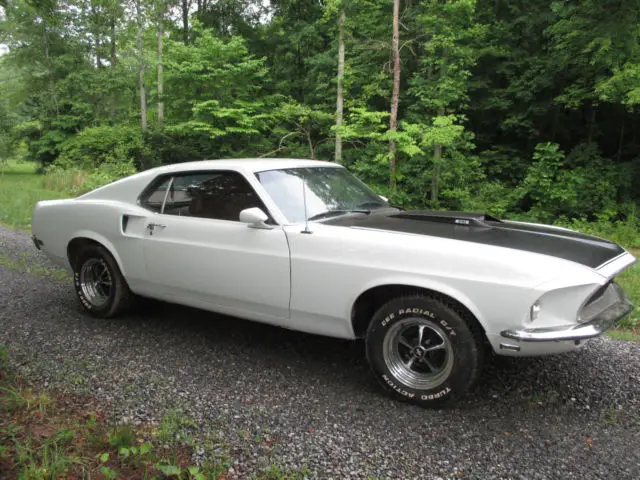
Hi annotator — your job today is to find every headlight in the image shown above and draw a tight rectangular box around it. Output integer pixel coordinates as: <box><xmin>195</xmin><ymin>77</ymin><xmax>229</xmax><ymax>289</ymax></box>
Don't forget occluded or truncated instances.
<box><xmin>525</xmin><ymin>283</ymin><xmax>603</xmax><ymax>328</ymax></box>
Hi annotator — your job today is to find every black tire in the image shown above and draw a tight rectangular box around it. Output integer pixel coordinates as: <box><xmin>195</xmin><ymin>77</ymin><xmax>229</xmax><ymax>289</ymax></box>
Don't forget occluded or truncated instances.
<box><xmin>72</xmin><ymin>244</ymin><xmax>133</xmax><ymax>318</ymax></box>
<box><xmin>365</xmin><ymin>294</ymin><xmax>484</xmax><ymax>408</ymax></box>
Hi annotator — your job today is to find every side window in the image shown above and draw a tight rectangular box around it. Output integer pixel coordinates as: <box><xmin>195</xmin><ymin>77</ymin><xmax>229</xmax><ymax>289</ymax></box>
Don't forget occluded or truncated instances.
<box><xmin>162</xmin><ymin>173</ymin><xmax>218</xmax><ymax>217</ymax></box>
<box><xmin>141</xmin><ymin>171</ymin><xmax>271</xmax><ymax>222</ymax></box>
<box><xmin>140</xmin><ymin>176</ymin><xmax>171</xmax><ymax>212</ymax></box>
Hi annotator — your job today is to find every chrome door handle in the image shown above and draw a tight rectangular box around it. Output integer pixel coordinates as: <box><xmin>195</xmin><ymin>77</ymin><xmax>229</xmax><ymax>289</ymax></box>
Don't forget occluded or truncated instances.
<box><xmin>146</xmin><ymin>223</ymin><xmax>167</xmax><ymax>235</ymax></box>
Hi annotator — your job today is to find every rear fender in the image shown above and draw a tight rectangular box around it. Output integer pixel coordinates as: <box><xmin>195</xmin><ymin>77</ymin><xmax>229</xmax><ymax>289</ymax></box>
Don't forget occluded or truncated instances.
<box><xmin>69</xmin><ymin>230</ymin><xmax>126</xmax><ymax>275</ymax></box>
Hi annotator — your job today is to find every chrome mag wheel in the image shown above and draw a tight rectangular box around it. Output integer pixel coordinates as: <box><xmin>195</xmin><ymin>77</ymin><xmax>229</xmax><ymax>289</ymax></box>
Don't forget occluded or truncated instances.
<box><xmin>382</xmin><ymin>318</ymin><xmax>454</xmax><ymax>390</ymax></box>
<box><xmin>79</xmin><ymin>258</ymin><xmax>112</xmax><ymax>308</ymax></box>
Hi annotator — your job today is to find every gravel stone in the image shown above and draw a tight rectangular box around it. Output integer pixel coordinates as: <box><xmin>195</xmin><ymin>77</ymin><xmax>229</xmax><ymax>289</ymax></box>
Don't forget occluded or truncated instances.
<box><xmin>1</xmin><ymin>225</ymin><xmax>639</xmax><ymax>479</ymax></box>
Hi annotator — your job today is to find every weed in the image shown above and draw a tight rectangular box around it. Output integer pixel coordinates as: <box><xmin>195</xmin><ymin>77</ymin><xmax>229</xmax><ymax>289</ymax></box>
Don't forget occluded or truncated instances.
<box><xmin>602</xmin><ymin>405</ymin><xmax>619</xmax><ymax>425</ymax></box>
<box><xmin>156</xmin><ymin>408</ymin><xmax>197</xmax><ymax>446</ymax></box>
<box><xmin>149</xmin><ymin>374</ymin><xmax>169</xmax><ymax>387</ymax></box>
<box><xmin>11</xmin><ymin>428</ymin><xmax>88</xmax><ymax>479</ymax></box>
<box><xmin>0</xmin><ymin>252</ymin><xmax>70</xmax><ymax>281</ymax></box>
<box><xmin>257</xmin><ymin>464</ymin><xmax>313</xmax><ymax>480</ymax></box>
<box><xmin>0</xmin><ymin>344</ymin><xmax>7</xmax><ymax>369</ymax></box>
<box><xmin>0</xmin><ymin>386</ymin><xmax>29</xmax><ymax>411</ymax></box>
<box><xmin>530</xmin><ymin>390</ymin><xmax>560</xmax><ymax>406</ymax></box>
<box><xmin>43</xmin><ymin>168</ymin><xmax>89</xmax><ymax>194</ymax></box>
<box><xmin>108</xmin><ymin>424</ymin><xmax>136</xmax><ymax>449</ymax></box>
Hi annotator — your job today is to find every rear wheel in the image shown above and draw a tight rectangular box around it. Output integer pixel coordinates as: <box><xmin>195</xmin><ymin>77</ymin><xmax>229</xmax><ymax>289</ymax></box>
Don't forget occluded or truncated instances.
<box><xmin>365</xmin><ymin>294</ymin><xmax>484</xmax><ymax>407</ymax></box>
<box><xmin>72</xmin><ymin>244</ymin><xmax>133</xmax><ymax>318</ymax></box>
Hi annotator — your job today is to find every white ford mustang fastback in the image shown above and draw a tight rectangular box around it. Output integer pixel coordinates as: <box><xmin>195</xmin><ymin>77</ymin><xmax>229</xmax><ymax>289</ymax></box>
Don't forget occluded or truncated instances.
<box><xmin>31</xmin><ymin>158</ymin><xmax>636</xmax><ymax>407</ymax></box>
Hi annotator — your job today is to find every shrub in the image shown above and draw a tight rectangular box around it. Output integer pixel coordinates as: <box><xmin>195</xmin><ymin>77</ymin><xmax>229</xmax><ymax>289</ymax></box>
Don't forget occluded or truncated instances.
<box><xmin>43</xmin><ymin>168</ymin><xmax>89</xmax><ymax>193</ymax></box>
<box><xmin>79</xmin><ymin>156</ymin><xmax>137</xmax><ymax>195</ymax></box>
<box><xmin>515</xmin><ymin>142</ymin><xmax>620</xmax><ymax>222</ymax></box>
<box><xmin>554</xmin><ymin>211</ymin><xmax>640</xmax><ymax>251</ymax></box>
<box><xmin>44</xmin><ymin>144</ymin><xmax>137</xmax><ymax>196</ymax></box>
<box><xmin>56</xmin><ymin>125</ymin><xmax>143</xmax><ymax>171</ymax></box>
<box><xmin>460</xmin><ymin>181</ymin><xmax>515</xmax><ymax>217</ymax></box>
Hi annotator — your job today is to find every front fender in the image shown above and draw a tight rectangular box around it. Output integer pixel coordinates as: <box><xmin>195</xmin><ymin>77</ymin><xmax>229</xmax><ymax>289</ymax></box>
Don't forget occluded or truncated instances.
<box><xmin>349</xmin><ymin>275</ymin><xmax>490</xmax><ymax>333</ymax></box>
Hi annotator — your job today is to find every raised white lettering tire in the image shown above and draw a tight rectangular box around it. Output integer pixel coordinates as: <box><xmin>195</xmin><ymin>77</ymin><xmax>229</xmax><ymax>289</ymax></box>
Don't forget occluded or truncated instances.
<box><xmin>72</xmin><ymin>244</ymin><xmax>133</xmax><ymax>318</ymax></box>
<box><xmin>365</xmin><ymin>294</ymin><xmax>484</xmax><ymax>407</ymax></box>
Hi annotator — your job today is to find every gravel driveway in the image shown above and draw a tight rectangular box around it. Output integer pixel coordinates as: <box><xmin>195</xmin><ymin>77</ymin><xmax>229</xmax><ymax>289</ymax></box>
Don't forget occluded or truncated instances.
<box><xmin>1</xmin><ymin>225</ymin><xmax>639</xmax><ymax>479</ymax></box>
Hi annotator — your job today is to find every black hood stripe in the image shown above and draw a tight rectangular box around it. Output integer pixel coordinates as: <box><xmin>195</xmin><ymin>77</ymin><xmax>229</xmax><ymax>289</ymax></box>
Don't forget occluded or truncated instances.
<box><xmin>323</xmin><ymin>210</ymin><xmax>624</xmax><ymax>270</ymax></box>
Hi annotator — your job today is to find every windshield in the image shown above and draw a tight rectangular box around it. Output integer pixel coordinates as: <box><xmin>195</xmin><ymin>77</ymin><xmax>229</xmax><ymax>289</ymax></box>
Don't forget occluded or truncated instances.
<box><xmin>255</xmin><ymin>166</ymin><xmax>387</xmax><ymax>223</ymax></box>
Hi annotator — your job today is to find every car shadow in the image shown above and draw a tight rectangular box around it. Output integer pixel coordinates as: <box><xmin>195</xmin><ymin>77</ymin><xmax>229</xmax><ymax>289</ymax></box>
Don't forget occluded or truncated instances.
<box><xmin>93</xmin><ymin>296</ymin><xmax>626</xmax><ymax>415</ymax></box>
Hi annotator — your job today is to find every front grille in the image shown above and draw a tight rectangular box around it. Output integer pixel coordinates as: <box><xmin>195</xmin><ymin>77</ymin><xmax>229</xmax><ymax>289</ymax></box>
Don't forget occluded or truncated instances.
<box><xmin>579</xmin><ymin>281</ymin><xmax>619</xmax><ymax>324</ymax></box>
<box><xmin>584</xmin><ymin>281</ymin><xmax>611</xmax><ymax>308</ymax></box>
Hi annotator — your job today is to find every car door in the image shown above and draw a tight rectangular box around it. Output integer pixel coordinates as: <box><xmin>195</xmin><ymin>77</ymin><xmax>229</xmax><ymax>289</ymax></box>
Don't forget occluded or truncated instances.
<box><xmin>138</xmin><ymin>169</ymin><xmax>291</xmax><ymax>323</ymax></box>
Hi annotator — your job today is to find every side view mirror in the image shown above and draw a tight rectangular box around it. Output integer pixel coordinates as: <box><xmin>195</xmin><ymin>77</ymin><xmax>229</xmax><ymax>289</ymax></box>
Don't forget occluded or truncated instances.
<box><xmin>239</xmin><ymin>207</ymin><xmax>273</xmax><ymax>229</ymax></box>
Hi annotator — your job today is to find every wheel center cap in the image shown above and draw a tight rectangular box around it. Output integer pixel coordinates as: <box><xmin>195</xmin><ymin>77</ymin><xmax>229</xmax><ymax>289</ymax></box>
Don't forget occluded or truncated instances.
<box><xmin>413</xmin><ymin>346</ymin><xmax>426</xmax><ymax>358</ymax></box>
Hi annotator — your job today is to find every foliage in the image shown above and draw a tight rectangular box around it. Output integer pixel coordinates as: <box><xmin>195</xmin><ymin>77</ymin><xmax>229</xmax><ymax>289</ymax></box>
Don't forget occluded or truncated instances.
<box><xmin>156</xmin><ymin>408</ymin><xmax>198</xmax><ymax>445</ymax></box>
<box><xmin>80</xmin><ymin>155</ymin><xmax>138</xmax><ymax>195</ymax></box>
<box><xmin>55</xmin><ymin>125</ymin><xmax>144</xmax><ymax>171</ymax></box>
<box><xmin>0</xmin><ymin>0</ymin><xmax>638</xmax><ymax>225</ymax></box>
<box><xmin>516</xmin><ymin>142</ymin><xmax>624</xmax><ymax>222</ymax></box>
<box><xmin>554</xmin><ymin>215</ymin><xmax>640</xmax><ymax>251</ymax></box>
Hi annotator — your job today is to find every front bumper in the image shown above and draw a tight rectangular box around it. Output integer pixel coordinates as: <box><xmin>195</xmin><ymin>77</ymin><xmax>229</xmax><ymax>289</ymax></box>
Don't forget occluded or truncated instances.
<box><xmin>500</xmin><ymin>283</ymin><xmax>633</xmax><ymax>343</ymax></box>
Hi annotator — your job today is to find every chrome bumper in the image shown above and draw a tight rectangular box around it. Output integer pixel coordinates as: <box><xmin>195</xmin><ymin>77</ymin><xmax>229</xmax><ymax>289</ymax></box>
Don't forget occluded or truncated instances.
<box><xmin>501</xmin><ymin>283</ymin><xmax>634</xmax><ymax>342</ymax></box>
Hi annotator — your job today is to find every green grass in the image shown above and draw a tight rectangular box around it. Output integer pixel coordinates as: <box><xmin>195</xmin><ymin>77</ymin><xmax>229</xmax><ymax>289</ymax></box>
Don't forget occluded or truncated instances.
<box><xmin>615</xmin><ymin>250</ymin><xmax>640</xmax><ymax>330</ymax></box>
<box><xmin>0</xmin><ymin>160</ymin><xmax>68</xmax><ymax>230</ymax></box>
<box><xmin>0</xmin><ymin>252</ymin><xmax>71</xmax><ymax>281</ymax></box>
<box><xmin>607</xmin><ymin>329</ymin><xmax>640</xmax><ymax>342</ymax></box>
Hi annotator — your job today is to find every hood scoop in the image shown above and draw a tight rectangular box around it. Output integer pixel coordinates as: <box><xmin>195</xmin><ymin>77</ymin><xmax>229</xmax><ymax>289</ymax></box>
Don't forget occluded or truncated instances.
<box><xmin>390</xmin><ymin>210</ymin><xmax>502</xmax><ymax>227</ymax></box>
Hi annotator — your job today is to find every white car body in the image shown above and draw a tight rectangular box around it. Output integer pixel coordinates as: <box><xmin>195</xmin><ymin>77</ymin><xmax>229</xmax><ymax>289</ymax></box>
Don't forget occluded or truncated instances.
<box><xmin>31</xmin><ymin>158</ymin><xmax>636</xmax><ymax>358</ymax></box>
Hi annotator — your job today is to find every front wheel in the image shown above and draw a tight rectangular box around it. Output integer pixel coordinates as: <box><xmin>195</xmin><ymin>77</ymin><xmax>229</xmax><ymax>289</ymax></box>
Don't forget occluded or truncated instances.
<box><xmin>365</xmin><ymin>294</ymin><xmax>484</xmax><ymax>407</ymax></box>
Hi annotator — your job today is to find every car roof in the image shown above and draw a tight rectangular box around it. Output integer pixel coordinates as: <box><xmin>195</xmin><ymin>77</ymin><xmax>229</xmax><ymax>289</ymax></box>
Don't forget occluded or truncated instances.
<box><xmin>147</xmin><ymin>158</ymin><xmax>340</xmax><ymax>175</ymax></box>
<box><xmin>77</xmin><ymin>158</ymin><xmax>342</xmax><ymax>205</ymax></box>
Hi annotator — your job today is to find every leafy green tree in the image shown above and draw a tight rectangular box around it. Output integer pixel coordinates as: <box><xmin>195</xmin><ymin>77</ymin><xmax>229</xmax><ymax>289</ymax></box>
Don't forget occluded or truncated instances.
<box><xmin>402</xmin><ymin>0</ymin><xmax>485</xmax><ymax>205</ymax></box>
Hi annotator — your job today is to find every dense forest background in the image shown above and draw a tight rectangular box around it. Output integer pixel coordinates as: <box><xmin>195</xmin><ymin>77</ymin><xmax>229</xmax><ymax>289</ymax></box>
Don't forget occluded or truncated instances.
<box><xmin>1</xmin><ymin>0</ymin><xmax>640</xmax><ymax>229</ymax></box>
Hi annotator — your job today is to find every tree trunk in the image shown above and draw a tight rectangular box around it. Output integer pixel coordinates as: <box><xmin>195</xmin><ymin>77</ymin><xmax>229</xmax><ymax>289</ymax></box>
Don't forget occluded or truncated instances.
<box><xmin>431</xmin><ymin>144</ymin><xmax>442</xmax><ymax>204</ymax></box>
<box><xmin>182</xmin><ymin>0</ymin><xmax>190</xmax><ymax>43</ymax></box>
<box><xmin>334</xmin><ymin>1</ymin><xmax>345</xmax><ymax>164</ymax></box>
<box><xmin>157</xmin><ymin>0</ymin><xmax>165</xmax><ymax>128</ymax></box>
<box><xmin>616</xmin><ymin>119</ymin><xmax>624</xmax><ymax>162</ymax></box>
<box><xmin>306</xmin><ymin>128</ymin><xmax>315</xmax><ymax>159</ymax></box>
<box><xmin>388</xmin><ymin>0</ymin><xmax>401</xmax><ymax>188</ymax></box>
<box><xmin>431</xmin><ymin>107</ymin><xmax>445</xmax><ymax>204</ymax></box>
<box><xmin>43</xmin><ymin>19</ymin><xmax>59</xmax><ymax>116</ymax></box>
<box><xmin>587</xmin><ymin>104</ymin><xmax>597</xmax><ymax>143</ymax></box>
<box><xmin>109</xmin><ymin>18</ymin><xmax>117</xmax><ymax>122</ymax></box>
<box><xmin>91</xmin><ymin>2</ymin><xmax>102</xmax><ymax>68</ymax></box>
<box><xmin>136</xmin><ymin>0</ymin><xmax>147</xmax><ymax>132</ymax></box>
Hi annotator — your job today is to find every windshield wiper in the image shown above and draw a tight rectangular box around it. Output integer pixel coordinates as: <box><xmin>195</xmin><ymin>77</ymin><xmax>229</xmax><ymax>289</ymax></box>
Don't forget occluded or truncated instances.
<box><xmin>356</xmin><ymin>201</ymin><xmax>386</xmax><ymax>209</ymax></box>
<box><xmin>356</xmin><ymin>200</ymin><xmax>406</xmax><ymax>211</ymax></box>
<box><xmin>307</xmin><ymin>209</ymin><xmax>371</xmax><ymax>221</ymax></box>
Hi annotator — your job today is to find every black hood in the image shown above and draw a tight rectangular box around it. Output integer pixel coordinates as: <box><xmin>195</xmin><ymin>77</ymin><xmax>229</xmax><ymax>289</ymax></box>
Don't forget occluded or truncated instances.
<box><xmin>322</xmin><ymin>209</ymin><xmax>625</xmax><ymax>269</ymax></box>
